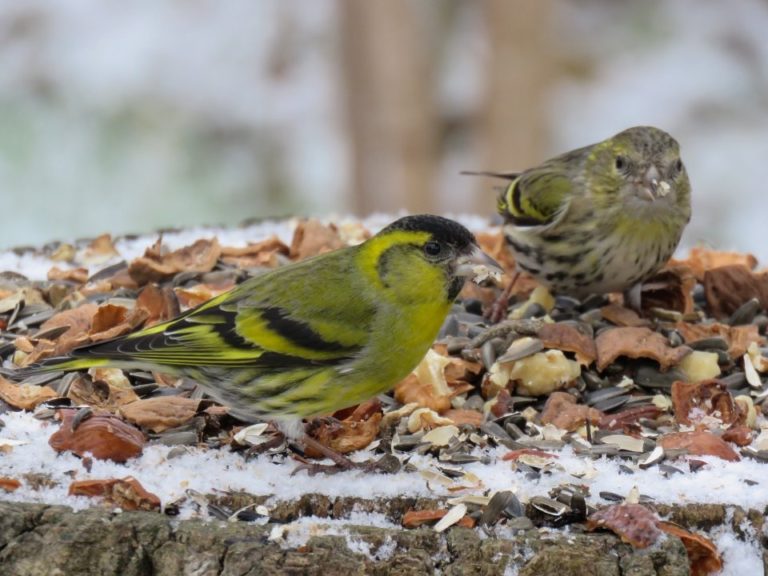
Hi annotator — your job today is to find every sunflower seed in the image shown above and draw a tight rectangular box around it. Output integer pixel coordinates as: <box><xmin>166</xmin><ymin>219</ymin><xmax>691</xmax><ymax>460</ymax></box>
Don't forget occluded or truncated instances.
<box><xmin>729</xmin><ymin>298</ymin><xmax>762</xmax><ymax>326</ymax></box>
<box><xmin>434</xmin><ymin>504</ymin><xmax>467</xmax><ymax>532</ymax></box>
<box><xmin>497</xmin><ymin>337</ymin><xmax>543</xmax><ymax>364</ymax></box>
<box><xmin>688</xmin><ymin>337</ymin><xmax>729</xmax><ymax>351</ymax></box>
<box><xmin>638</xmin><ymin>445</ymin><xmax>665</xmax><ymax>468</ymax></box>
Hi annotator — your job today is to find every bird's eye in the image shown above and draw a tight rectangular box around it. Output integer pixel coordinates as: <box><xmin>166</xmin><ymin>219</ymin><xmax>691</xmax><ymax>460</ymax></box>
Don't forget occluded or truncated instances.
<box><xmin>615</xmin><ymin>156</ymin><xmax>627</xmax><ymax>171</ymax></box>
<box><xmin>674</xmin><ymin>158</ymin><xmax>683</xmax><ymax>173</ymax></box>
<box><xmin>424</xmin><ymin>241</ymin><xmax>442</xmax><ymax>257</ymax></box>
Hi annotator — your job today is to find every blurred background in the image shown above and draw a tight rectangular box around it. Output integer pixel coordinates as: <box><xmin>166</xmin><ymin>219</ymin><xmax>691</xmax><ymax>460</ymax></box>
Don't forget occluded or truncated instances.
<box><xmin>1</xmin><ymin>0</ymin><xmax>767</xmax><ymax>259</ymax></box>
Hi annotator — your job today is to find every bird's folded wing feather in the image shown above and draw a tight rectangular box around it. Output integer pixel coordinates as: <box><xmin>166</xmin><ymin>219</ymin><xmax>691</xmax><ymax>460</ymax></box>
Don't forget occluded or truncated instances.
<box><xmin>499</xmin><ymin>162</ymin><xmax>574</xmax><ymax>227</ymax></box>
<box><xmin>71</xmin><ymin>256</ymin><xmax>374</xmax><ymax>369</ymax></box>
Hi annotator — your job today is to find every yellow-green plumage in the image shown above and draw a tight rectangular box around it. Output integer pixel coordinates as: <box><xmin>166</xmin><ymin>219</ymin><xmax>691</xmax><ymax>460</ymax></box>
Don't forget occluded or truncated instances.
<box><xmin>484</xmin><ymin>126</ymin><xmax>691</xmax><ymax>297</ymax></box>
<box><xmin>22</xmin><ymin>215</ymin><xmax>496</xmax><ymax>430</ymax></box>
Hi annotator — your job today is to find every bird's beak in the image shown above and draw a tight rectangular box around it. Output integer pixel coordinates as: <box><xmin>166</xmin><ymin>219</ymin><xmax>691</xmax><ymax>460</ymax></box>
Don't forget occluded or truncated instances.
<box><xmin>639</xmin><ymin>164</ymin><xmax>671</xmax><ymax>201</ymax></box>
<box><xmin>455</xmin><ymin>245</ymin><xmax>504</xmax><ymax>284</ymax></box>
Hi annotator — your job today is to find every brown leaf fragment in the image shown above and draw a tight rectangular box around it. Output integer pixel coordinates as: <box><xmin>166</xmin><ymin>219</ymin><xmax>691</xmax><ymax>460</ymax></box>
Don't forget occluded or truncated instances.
<box><xmin>89</xmin><ymin>305</ymin><xmax>148</xmax><ymax>343</ymax></box>
<box><xmin>0</xmin><ymin>477</ymin><xmax>21</xmax><ymax>492</ymax></box>
<box><xmin>82</xmin><ymin>234</ymin><xmax>120</xmax><ymax>264</ymax></box>
<box><xmin>598</xmin><ymin>405</ymin><xmax>662</xmax><ymax>432</ymax></box>
<box><xmin>174</xmin><ymin>282</ymin><xmax>234</xmax><ymax>310</ymax></box>
<box><xmin>670</xmin><ymin>380</ymin><xmax>744</xmax><ymax>426</ymax></box>
<box><xmin>540</xmin><ymin>392</ymin><xmax>603</xmax><ymax>432</ymax></box>
<box><xmin>290</xmin><ymin>220</ymin><xmax>345</xmax><ymax>261</ymax></box>
<box><xmin>595</xmin><ymin>326</ymin><xmax>691</xmax><ymax>372</ymax></box>
<box><xmin>443</xmin><ymin>409</ymin><xmax>484</xmax><ymax>427</ymax></box>
<box><xmin>502</xmin><ymin>448</ymin><xmax>558</xmax><ymax>461</ymax></box>
<box><xmin>68</xmin><ymin>477</ymin><xmax>160</xmax><ymax>511</ymax></box>
<box><xmin>305</xmin><ymin>400</ymin><xmax>382</xmax><ymax>456</ymax></box>
<box><xmin>538</xmin><ymin>322</ymin><xmax>597</xmax><ymax>365</ymax></box>
<box><xmin>600</xmin><ymin>303</ymin><xmax>651</xmax><ymax>327</ymax></box>
<box><xmin>402</xmin><ymin>509</ymin><xmax>475</xmax><ymax>529</ymax></box>
<box><xmin>639</xmin><ymin>266</ymin><xmax>696</xmax><ymax>315</ymax></box>
<box><xmin>657</xmin><ymin>521</ymin><xmax>723</xmax><ymax>576</ymax></box>
<box><xmin>128</xmin><ymin>237</ymin><xmax>221</xmax><ymax>285</ymax></box>
<box><xmin>704</xmin><ymin>265</ymin><xmax>768</xmax><ymax>319</ymax></box>
<box><xmin>220</xmin><ymin>236</ymin><xmax>290</xmax><ymax>268</ymax></box>
<box><xmin>47</xmin><ymin>266</ymin><xmax>89</xmax><ymax>284</ymax></box>
<box><xmin>672</xmin><ymin>247</ymin><xmax>757</xmax><ymax>281</ymax></box>
<box><xmin>119</xmin><ymin>396</ymin><xmax>202</xmax><ymax>433</ymax></box>
<box><xmin>721</xmin><ymin>425</ymin><xmax>752</xmax><ymax>447</ymax></box>
<box><xmin>67</xmin><ymin>371</ymin><xmax>139</xmax><ymax>411</ymax></box>
<box><xmin>135</xmin><ymin>283</ymin><xmax>180</xmax><ymax>326</ymax></box>
<box><xmin>49</xmin><ymin>410</ymin><xmax>145</xmax><ymax>462</ymax></box>
<box><xmin>674</xmin><ymin>321</ymin><xmax>763</xmax><ymax>359</ymax></box>
<box><xmin>586</xmin><ymin>503</ymin><xmax>662</xmax><ymax>548</ymax></box>
<box><xmin>0</xmin><ymin>375</ymin><xmax>58</xmax><ymax>410</ymax></box>
<box><xmin>658</xmin><ymin>430</ymin><xmax>740</xmax><ymax>461</ymax></box>
<box><xmin>39</xmin><ymin>302</ymin><xmax>99</xmax><ymax>343</ymax></box>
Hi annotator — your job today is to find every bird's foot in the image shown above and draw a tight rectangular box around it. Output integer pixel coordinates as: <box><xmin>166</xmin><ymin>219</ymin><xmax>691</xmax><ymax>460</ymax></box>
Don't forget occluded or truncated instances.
<box><xmin>290</xmin><ymin>435</ymin><xmax>396</xmax><ymax>476</ymax></box>
<box><xmin>486</xmin><ymin>271</ymin><xmax>519</xmax><ymax>324</ymax></box>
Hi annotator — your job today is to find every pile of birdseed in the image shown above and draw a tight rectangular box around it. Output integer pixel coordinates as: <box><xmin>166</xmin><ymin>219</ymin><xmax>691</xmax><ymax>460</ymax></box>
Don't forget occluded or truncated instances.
<box><xmin>1</xmin><ymin>215</ymin><xmax>767</xmax><ymax>574</ymax></box>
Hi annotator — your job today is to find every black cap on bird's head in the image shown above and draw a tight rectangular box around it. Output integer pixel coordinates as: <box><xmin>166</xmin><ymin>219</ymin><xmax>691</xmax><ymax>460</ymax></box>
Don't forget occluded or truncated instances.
<box><xmin>380</xmin><ymin>214</ymin><xmax>503</xmax><ymax>299</ymax></box>
<box><xmin>381</xmin><ymin>214</ymin><xmax>476</xmax><ymax>253</ymax></box>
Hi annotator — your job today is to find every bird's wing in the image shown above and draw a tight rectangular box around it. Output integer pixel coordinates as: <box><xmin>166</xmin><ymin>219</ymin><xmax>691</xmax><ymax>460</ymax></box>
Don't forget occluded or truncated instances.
<box><xmin>497</xmin><ymin>162</ymin><xmax>575</xmax><ymax>227</ymax></box>
<box><xmin>70</xmin><ymin>253</ymin><xmax>374</xmax><ymax>370</ymax></box>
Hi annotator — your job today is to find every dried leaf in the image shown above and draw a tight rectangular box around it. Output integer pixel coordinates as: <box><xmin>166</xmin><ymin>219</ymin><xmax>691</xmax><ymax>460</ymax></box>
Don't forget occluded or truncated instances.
<box><xmin>540</xmin><ymin>392</ymin><xmax>603</xmax><ymax>432</ymax></box>
<box><xmin>672</xmin><ymin>247</ymin><xmax>757</xmax><ymax>281</ymax></box>
<box><xmin>658</xmin><ymin>430</ymin><xmax>740</xmax><ymax>462</ymax></box>
<box><xmin>598</xmin><ymin>405</ymin><xmax>662</xmax><ymax>432</ymax></box>
<box><xmin>586</xmin><ymin>503</ymin><xmax>662</xmax><ymax>548</ymax></box>
<box><xmin>0</xmin><ymin>477</ymin><xmax>21</xmax><ymax>492</ymax></box>
<box><xmin>0</xmin><ymin>375</ymin><xmax>58</xmax><ymax>410</ymax></box>
<box><xmin>49</xmin><ymin>410</ymin><xmax>145</xmax><ymax>463</ymax></box>
<box><xmin>595</xmin><ymin>326</ymin><xmax>691</xmax><ymax>372</ymax></box>
<box><xmin>443</xmin><ymin>409</ymin><xmax>484</xmax><ymax>427</ymax></box>
<box><xmin>135</xmin><ymin>284</ymin><xmax>180</xmax><ymax>326</ymax></box>
<box><xmin>600</xmin><ymin>303</ymin><xmax>651</xmax><ymax>328</ymax></box>
<box><xmin>174</xmin><ymin>282</ymin><xmax>234</xmax><ymax>310</ymax></box>
<box><xmin>402</xmin><ymin>508</ymin><xmax>475</xmax><ymax>529</ymax></box>
<box><xmin>721</xmin><ymin>425</ymin><xmax>752</xmax><ymax>447</ymax></box>
<box><xmin>119</xmin><ymin>396</ymin><xmax>202</xmax><ymax>433</ymax></box>
<box><xmin>47</xmin><ymin>266</ymin><xmax>89</xmax><ymax>284</ymax></box>
<box><xmin>68</xmin><ymin>477</ymin><xmax>160</xmax><ymax>511</ymax></box>
<box><xmin>305</xmin><ymin>400</ymin><xmax>382</xmax><ymax>456</ymax></box>
<box><xmin>671</xmin><ymin>380</ymin><xmax>744</xmax><ymax>426</ymax></box>
<box><xmin>81</xmin><ymin>234</ymin><xmax>120</xmax><ymax>265</ymax></box>
<box><xmin>674</xmin><ymin>321</ymin><xmax>763</xmax><ymax>359</ymax></box>
<box><xmin>639</xmin><ymin>266</ymin><xmax>696</xmax><ymax>315</ymax></box>
<box><xmin>67</xmin><ymin>371</ymin><xmax>139</xmax><ymax>411</ymax></box>
<box><xmin>503</xmin><ymin>448</ymin><xmax>558</xmax><ymax>461</ymax></box>
<box><xmin>38</xmin><ymin>302</ymin><xmax>99</xmax><ymax>346</ymax></box>
<box><xmin>394</xmin><ymin>349</ymin><xmax>457</xmax><ymax>413</ymax></box>
<box><xmin>703</xmin><ymin>265</ymin><xmax>768</xmax><ymax>319</ymax></box>
<box><xmin>538</xmin><ymin>322</ymin><xmax>597</xmax><ymax>365</ymax></box>
<box><xmin>657</xmin><ymin>521</ymin><xmax>723</xmax><ymax>576</ymax></box>
<box><xmin>128</xmin><ymin>238</ymin><xmax>221</xmax><ymax>285</ymax></box>
<box><xmin>220</xmin><ymin>236</ymin><xmax>290</xmax><ymax>268</ymax></box>
<box><xmin>290</xmin><ymin>220</ymin><xmax>345</xmax><ymax>260</ymax></box>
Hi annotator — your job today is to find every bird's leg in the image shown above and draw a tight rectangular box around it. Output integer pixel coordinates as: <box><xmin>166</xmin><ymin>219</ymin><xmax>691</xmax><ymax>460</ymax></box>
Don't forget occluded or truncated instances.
<box><xmin>625</xmin><ymin>282</ymin><xmax>643</xmax><ymax>313</ymax></box>
<box><xmin>243</xmin><ymin>422</ymin><xmax>287</xmax><ymax>460</ymax></box>
<box><xmin>486</xmin><ymin>270</ymin><xmax>519</xmax><ymax>324</ymax></box>
<box><xmin>291</xmin><ymin>417</ymin><xmax>391</xmax><ymax>476</ymax></box>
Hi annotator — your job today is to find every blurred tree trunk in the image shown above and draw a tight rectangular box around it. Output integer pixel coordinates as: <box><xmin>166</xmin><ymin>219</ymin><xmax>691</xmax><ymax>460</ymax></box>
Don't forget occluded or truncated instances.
<box><xmin>340</xmin><ymin>0</ymin><xmax>437</xmax><ymax>214</ymax></box>
<box><xmin>480</xmin><ymin>0</ymin><xmax>555</xmax><ymax>181</ymax></box>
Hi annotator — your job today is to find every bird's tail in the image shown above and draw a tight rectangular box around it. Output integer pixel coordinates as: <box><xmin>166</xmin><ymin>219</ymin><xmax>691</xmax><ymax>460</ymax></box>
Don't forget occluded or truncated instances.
<box><xmin>2</xmin><ymin>355</ymin><xmax>112</xmax><ymax>381</ymax></box>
